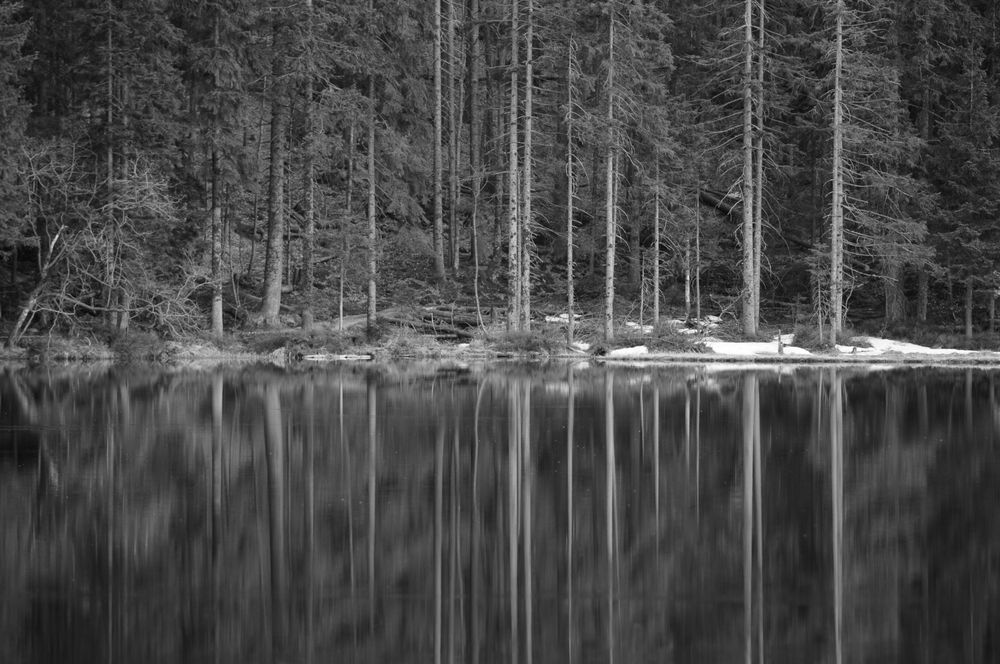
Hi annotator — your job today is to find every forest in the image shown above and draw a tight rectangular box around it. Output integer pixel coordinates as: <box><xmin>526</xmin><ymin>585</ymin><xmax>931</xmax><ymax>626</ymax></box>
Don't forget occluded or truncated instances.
<box><xmin>1</xmin><ymin>0</ymin><xmax>999</xmax><ymax>345</ymax></box>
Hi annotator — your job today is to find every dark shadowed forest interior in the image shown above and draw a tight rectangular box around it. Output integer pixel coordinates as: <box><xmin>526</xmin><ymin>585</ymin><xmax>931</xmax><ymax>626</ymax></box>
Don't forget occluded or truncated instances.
<box><xmin>1</xmin><ymin>0</ymin><xmax>1000</xmax><ymax>345</ymax></box>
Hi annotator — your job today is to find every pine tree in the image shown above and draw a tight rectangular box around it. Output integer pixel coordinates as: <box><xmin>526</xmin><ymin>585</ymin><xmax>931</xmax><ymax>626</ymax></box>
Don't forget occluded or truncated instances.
<box><xmin>259</xmin><ymin>15</ymin><xmax>291</xmax><ymax>327</ymax></box>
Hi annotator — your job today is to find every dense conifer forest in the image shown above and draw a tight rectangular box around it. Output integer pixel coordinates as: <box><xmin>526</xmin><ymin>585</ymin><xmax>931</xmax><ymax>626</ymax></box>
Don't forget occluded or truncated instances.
<box><xmin>1</xmin><ymin>0</ymin><xmax>999</xmax><ymax>345</ymax></box>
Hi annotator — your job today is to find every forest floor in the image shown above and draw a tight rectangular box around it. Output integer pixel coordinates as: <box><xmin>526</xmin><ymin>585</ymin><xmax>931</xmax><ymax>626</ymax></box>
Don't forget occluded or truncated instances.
<box><xmin>4</xmin><ymin>303</ymin><xmax>1000</xmax><ymax>367</ymax></box>
<box><xmin>3</xmin><ymin>257</ymin><xmax>1000</xmax><ymax>366</ymax></box>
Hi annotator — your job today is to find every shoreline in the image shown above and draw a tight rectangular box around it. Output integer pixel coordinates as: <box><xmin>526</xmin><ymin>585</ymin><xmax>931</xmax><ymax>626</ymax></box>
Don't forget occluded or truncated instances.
<box><xmin>4</xmin><ymin>327</ymin><xmax>1000</xmax><ymax>369</ymax></box>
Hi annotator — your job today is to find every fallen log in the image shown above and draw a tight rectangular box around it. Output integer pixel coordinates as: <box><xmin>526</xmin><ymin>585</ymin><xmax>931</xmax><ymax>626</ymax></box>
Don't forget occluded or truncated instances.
<box><xmin>379</xmin><ymin>314</ymin><xmax>477</xmax><ymax>339</ymax></box>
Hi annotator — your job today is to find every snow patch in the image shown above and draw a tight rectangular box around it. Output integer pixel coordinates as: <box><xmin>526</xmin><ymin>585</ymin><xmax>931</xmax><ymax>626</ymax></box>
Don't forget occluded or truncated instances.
<box><xmin>545</xmin><ymin>313</ymin><xmax>581</xmax><ymax>323</ymax></box>
<box><xmin>704</xmin><ymin>340</ymin><xmax>812</xmax><ymax>356</ymax></box>
<box><xmin>607</xmin><ymin>345</ymin><xmax>649</xmax><ymax>358</ymax></box>
<box><xmin>855</xmin><ymin>337</ymin><xmax>976</xmax><ymax>355</ymax></box>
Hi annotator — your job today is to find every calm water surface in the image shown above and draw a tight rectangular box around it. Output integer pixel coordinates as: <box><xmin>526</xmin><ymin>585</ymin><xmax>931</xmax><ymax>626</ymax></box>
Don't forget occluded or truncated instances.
<box><xmin>1</xmin><ymin>362</ymin><xmax>998</xmax><ymax>663</ymax></box>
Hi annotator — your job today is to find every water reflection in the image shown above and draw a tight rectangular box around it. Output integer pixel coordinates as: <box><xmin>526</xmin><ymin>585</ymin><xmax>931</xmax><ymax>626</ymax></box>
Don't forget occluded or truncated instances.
<box><xmin>1</xmin><ymin>363</ymin><xmax>999</xmax><ymax>663</ymax></box>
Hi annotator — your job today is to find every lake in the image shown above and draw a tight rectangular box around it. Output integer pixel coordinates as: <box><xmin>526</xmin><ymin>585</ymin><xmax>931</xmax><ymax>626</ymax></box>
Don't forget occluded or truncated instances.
<box><xmin>1</xmin><ymin>362</ymin><xmax>998</xmax><ymax>663</ymax></box>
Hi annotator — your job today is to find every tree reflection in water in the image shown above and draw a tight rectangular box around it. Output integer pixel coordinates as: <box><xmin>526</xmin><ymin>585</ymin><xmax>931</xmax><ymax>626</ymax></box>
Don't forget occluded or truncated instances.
<box><xmin>1</xmin><ymin>363</ymin><xmax>999</xmax><ymax>663</ymax></box>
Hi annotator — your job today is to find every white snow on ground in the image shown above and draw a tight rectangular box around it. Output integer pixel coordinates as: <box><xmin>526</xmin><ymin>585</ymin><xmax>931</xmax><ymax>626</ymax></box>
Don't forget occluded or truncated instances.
<box><xmin>544</xmin><ymin>313</ymin><xmax>582</xmax><ymax>323</ymax></box>
<box><xmin>607</xmin><ymin>345</ymin><xmax>649</xmax><ymax>357</ymax></box>
<box><xmin>702</xmin><ymin>339</ymin><xmax>813</xmax><ymax>356</ymax></box>
<box><xmin>852</xmin><ymin>336</ymin><xmax>977</xmax><ymax>355</ymax></box>
<box><xmin>700</xmin><ymin>335</ymin><xmax>985</xmax><ymax>358</ymax></box>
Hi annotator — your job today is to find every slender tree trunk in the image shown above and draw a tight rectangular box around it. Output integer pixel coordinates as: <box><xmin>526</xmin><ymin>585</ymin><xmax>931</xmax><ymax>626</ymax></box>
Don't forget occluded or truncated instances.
<box><xmin>367</xmin><ymin>2</ymin><xmax>377</xmax><ymax>335</ymax></box>
<box><xmin>507</xmin><ymin>0</ymin><xmax>520</xmax><ymax>330</ymax></box>
<box><xmin>965</xmin><ymin>278</ymin><xmax>974</xmax><ymax>339</ymax></box>
<box><xmin>917</xmin><ymin>268</ymin><xmax>928</xmax><ymax>322</ymax></box>
<box><xmin>261</xmin><ymin>24</ymin><xmax>289</xmax><ymax>327</ymax></box>
<box><xmin>6</xmin><ymin>229</ymin><xmax>63</xmax><ymax>349</ymax></box>
<box><xmin>830</xmin><ymin>1</ymin><xmax>845</xmax><ymax>343</ymax></box>
<box><xmin>740</xmin><ymin>0</ymin><xmax>757</xmax><ymax>336</ymax></box>
<box><xmin>448</xmin><ymin>0</ymin><xmax>460</xmax><ymax>273</ymax></box>
<box><xmin>301</xmin><ymin>0</ymin><xmax>315</xmax><ymax>331</ymax></box>
<box><xmin>521</xmin><ymin>0</ymin><xmax>533</xmax><ymax>330</ymax></box>
<box><xmin>684</xmin><ymin>236</ymin><xmax>691</xmax><ymax>320</ymax></box>
<box><xmin>885</xmin><ymin>261</ymin><xmax>905</xmax><ymax>323</ymax></box>
<box><xmin>341</xmin><ymin>121</ymin><xmax>355</xmax><ymax>331</ymax></box>
<box><xmin>653</xmin><ymin>162</ymin><xmax>661</xmax><ymax>326</ymax></box>
<box><xmin>566</xmin><ymin>40</ymin><xmax>575</xmax><ymax>344</ymax></box>
<box><xmin>603</xmin><ymin>6</ymin><xmax>616</xmax><ymax>341</ymax></box>
<box><xmin>696</xmin><ymin>184</ymin><xmax>702</xmax><ymax>321</ymax></box>
<box><xmin>469</xmin><ymin>0</ymin><xmax>483</xmax><ymax>326</ymax></box>
<box><xmin>210</xmin><ymin>14</ymin><xmax>224</xmax><ymax>336</ymax></box>
<box><xmin>106</xmin><ymin>0</ymin><xmax>118</xmax><ymax>330</ymax></box>
<box><xmin>990</xmin><ymin>289</ymin><xmax>996</xmax><ymax>334</ymax></box>
<box><xmin>434</xmin><ymin>0</ymin><xmax>446</xmax><ymax>280</ymax></box>
<box><xmin>752</xmin><ymin>0</ymin><xmax>764</xmax><ymax>324</ymax></box>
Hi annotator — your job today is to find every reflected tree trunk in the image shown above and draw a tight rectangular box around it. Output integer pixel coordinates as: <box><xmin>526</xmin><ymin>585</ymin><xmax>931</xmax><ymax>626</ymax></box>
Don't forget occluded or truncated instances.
<box><xmin>604</xmin><ymin>372</ymin><xmax>616</xmax><ymax>664</ymax></box>
<box><xmin>340</xmin><ymin>378</ymin><xmax>359</xmax><ymax>656</ymax></box>
<box><xmin>305</xmin><ymin>383</ymin><xmax>315</xmax><ymax>664</ymax></box>
<box><xmin>368</xmin><ymin>376</ymin><xmax>377</xmax><ymax>652</ymax></box>
<box><xmin>263</xmin><ymin>384</ymin><xmax>286</xmax><ymax>655</ymax></box>
<box><xmin>449</xmin><ymin>423</ymin><xmax>460</xmax><ymax>664</ymax></box>
<box><xmin>566</xmin><ymin>368</ymin><xmax>575</xmax><ymax>663</ymax></box>
<box><xmin>106</xmin><ymin>412</ymin><xmax>115</xmax><ymax>664</ymax></box>
<box><xmin>743</xmin><ymin>374</ymin><xmax>754</xmax><ymax>664</ymax></box>
<box><xmin>522</xmin><ymin>379</ymin><xmax>533</xmax><ymax>664</ymax></box>
<box><xmin>830</xmin><ymin>369</ymin><xmax>844</xmax><ymax>664</ymax></box>
<box><xmin>695</xmin><ymin>383</ymin><xmax>702</xmax><ymax>520</ymax></box>
<box><xmin>653</xmin><ymin>384</ymin><xmax>660</xmax><ymax>551</ymax></box>
<box><xmin>435</xmin><ymin>423</ymin><xmax>444</xmax><ymax>664</ymax></box>
<box><xmin>471</xmin><ymin>380</ymin><xmax>485</xmax><ymax>664</ymax></box>
<box><xmin>212</xmin><ymin>375</ymin><xmax>223</xmax><ymax>664</ymax></box>
<box><xmin>508</xmin><ymin>381</ymin><xmax>520</xmax><ymax>664</ymax></box>
<box><xmin>742</xmin><ymin>373</ymin><xmax>763</xmax><ymax>664</ymax></box>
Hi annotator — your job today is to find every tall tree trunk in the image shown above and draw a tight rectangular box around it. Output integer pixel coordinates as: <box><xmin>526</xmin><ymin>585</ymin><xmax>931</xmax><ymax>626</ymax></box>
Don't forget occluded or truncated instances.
<box><xmin>752</xmin><ymin>0</ymin><xmax>764</xmax><ymax>324</ymax></box>
<box><xmin>684</xmin><ymin>235</ymin><xmax>691</xmax><ymax>321</ymax></box>
<box><xmin>210</xmin><ymin>14</ymin><xmax>224</xmax><ymax>336</ymax></box>
<box><xmin>521</xmin><ymin>0</ymin><xmax>533</xmax><ymax>330</ymax></box>
<box><xmin>341</xmin><ymin>121</ymin><xmax>355</xmax><ymax>331</ymax></box>
<box><xmin>106</xmin><ymin>0</ymin><xmax>118</xmax><ymax>330</ymax></box>
<box><xmin>830</xmin><ymin>1</ymin><xmax>845</xmax><ymax>343</ymax></box>
<box><xmin>507</xmin><ymin>0</ymin><xmax>520</xmax><ymax>330</ymax></box>
<box><xmin>696</xmin><ymin>183</ymin><xmax>702</xmax><ymax>321</ymax></box>
<box><xmin>917</xmin><ymin>268</ymin><xmax>928</xmax><ymax>322</ymax></box>
<box><xmin>653</xmin><ymin>162</ymin><xmax>661</xmax><ymax>326</ymax></box>
<box><xmin>469</xmin><ymin>0</ymin><xmax>483</xmax><ymax>326</ymax></box>
<box><xmin>434</xmin><ymin>0</ymin><xmax>446</xmax><ymax>280</ymax></box>
<box><xmin>566</xmin><ymin>40</ymin><xmax>575</xmax><ymax>344</ymax></box>
<box><xmin>740</xmin><ymin>0</ymin><xmax>757</xmax><ymax>336</ymax></box>
<box><xmin>260</xmin><ymin>24</ymin><xmax>289</xmax><ymax>327</ymax></box>
<box><xmin>448</xmin><ymin>0</ymin><xmax>460</xmax><ymax>274</ymax></box>
<box><xmin>990</xmin><ymin>289</ymin><xmax>996</xmax><ymax>334</ymax></box>
<box><xmin>603</xmin><ymin>6</ymin><xmax>616</xmax><ymax>341</ymax></box>
<box><xmin>884</xmin><ymin>261</ymin><xmax>905</xmax><ymax>323</ymax></box>
<box><xmin>301</xmin><ymin>0</ymin><xmax>315</xmax><ymax>331</ymax></box>
<box><xmin>965</xmin><ymin>278</ymin><xmax>974</xmax><ymax>339</ymax></box>
<box><xmin>367</xmin><ymin>0</ymin><xmax>377</xmax><ymax>335</ymax></box>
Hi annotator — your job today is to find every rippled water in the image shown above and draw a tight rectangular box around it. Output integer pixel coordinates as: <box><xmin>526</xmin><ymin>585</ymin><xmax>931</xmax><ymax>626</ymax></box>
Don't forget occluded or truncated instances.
<box><xmin>1</xmin><ymin>362</ymin><xmax>998</xmax><ymax>663</ymax></box>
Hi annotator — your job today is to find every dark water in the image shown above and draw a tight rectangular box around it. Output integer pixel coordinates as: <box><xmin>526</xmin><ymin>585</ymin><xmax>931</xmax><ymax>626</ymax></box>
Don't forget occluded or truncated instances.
<box><xmin>1</xmin><ymin>362</ymin><xmax>999</xmax><ymax>664</ymax></box>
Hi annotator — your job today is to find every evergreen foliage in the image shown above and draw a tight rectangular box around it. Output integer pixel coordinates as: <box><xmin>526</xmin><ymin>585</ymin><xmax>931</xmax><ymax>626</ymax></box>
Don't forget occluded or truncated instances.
<box><xmin>1</xmin><ymin>0</ymin><xmax>1000</xmax><ymax>339</ymax></box>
